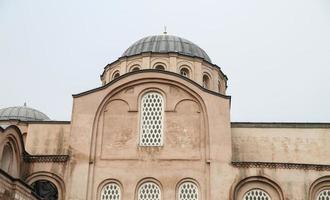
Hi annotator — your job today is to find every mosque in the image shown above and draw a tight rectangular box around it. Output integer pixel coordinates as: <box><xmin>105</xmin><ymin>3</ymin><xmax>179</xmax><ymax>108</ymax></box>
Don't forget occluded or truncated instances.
<box><xmin>0</xmin><ymin>34</ymin><xmax>330</xmax><ymax>200</ymax></box>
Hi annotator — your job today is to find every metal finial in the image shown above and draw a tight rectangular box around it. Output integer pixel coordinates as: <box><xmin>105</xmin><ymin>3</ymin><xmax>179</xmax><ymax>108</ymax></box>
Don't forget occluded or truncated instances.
<box><xmin>163</xmin><ymin>26</ymin><xmax>167</xmax><ymax>35</ymax></box>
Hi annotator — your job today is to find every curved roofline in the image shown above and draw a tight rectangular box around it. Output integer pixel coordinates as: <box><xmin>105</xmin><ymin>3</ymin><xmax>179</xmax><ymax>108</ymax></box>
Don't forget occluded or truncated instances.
<box><xmin>122</xmin><ymin>34</ymin><xmax>212</xmax><ymax>63</ymax></box>
<box><xmin>100</xmin><ymin>52</ymin><xmax>228</xmax><ymax>81</ymax></box>
<box><xmin>0</xmin><ymin>119</ymin><xmax>70</xmax><ymax>124</ymax></box>
<box><xmin>0</xmin><ymin>106</ymin><xmax>50</xmax><ymax>121</ymax></box>
<box><xmin>74</xmin><ymin>69</ymin><xmax>231</xmax><ymax>99</ymax></box>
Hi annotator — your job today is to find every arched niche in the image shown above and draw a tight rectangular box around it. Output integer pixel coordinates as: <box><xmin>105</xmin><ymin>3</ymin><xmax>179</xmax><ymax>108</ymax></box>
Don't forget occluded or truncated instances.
<box><xmin>86</xmin><ymin>74</ymin><xmax>212</xmax><ymax>199</ymax></box>
<box><xmin>231</xmin><ymin>176</ymin><xmax>284</xmax><ymax>200</ymax></box>
<box><xmin>100</xmin><ymin>99</ymin><xmax>137</xmax><ymax>159</ymax></box>
<box><xmin>135</xmin><ymin>177</ymin><xmax>163</xmax><ymax>200</ymax></box>
<box><xmin>0</xmin><ymin>126</ymin><xmax>24</xmax><ymax>178</ymax></box>
<box><xmin>97</xmin><ymin>179</ymin><xmax>123</xmax><ymax>200</ymax></box>
<box><xmin>26</xmin><ymin>172</ymin><xmax>65</xmax><ymax>200</ymax></box>
<box><xmin>309</xmin><ymin>176</ymin><xmax>330</xmax><ymax>200</ymax></box>
<box><xmin>165</xmin><ymin>99</ymin><xmax>202</xmax><ymax>158</ymax></box>
<box><xmin>176</xmin><ymin>178</ymin><xmax>201</xmax><ymax>200</ymax></box>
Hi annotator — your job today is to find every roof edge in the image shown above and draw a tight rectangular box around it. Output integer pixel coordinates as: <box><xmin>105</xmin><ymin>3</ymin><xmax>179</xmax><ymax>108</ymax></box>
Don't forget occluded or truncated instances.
<box><xmin>231</xmin><ymin>122</ymin><xmax>330</xmax><ymax>129</ymax></box>
<box><xmin>0</xmin><ymin>120</ymin><xmax>70</xmax><ymax>124</ymax></box>
<box><xmin>75</xmin><ymin>69</ymin><xmax>231</xmax><ymax>99</ymax></box>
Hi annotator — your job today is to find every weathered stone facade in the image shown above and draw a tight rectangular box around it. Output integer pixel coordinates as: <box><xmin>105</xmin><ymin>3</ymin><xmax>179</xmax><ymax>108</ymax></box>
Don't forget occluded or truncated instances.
<box><xmin>0</xmin><ymin>35</ymin><xmax>329</xmax><ymax>200</ymax></box>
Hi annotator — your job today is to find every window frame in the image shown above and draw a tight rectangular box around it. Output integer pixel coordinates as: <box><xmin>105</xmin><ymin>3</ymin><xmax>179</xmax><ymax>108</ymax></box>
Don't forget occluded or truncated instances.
<box><xmin>100</xmin><ymin>182</ymin><xmax>122</xmax><ymax>200</ymax></box>
<box><xmin>242</xmin><ymin>188</ymin><xmax>271</xmax><ymax>200</ymax></box>
<box><xmin>177</xmin><ymin>180</ymin><xmax>200</xmax><ymax>200</ymax></box>
<box><xmin>202</xmin><ymin>73</ymin><xmax>211</xmax><ymax>89</ymax></box>
<box><xmin>137</xmin><ymin>181</ymin><xmax>162</xmax><ymax>200</ymax></box>
<box><xmin>112</xmin><ymin>70</ymin><xmax>120</xmax><ymax>80</ymax></box>
<box><xmin>139</xmin><ymin>91</ymin><xmax>165</xmax><ymax>147</ymax></box>
<box><xmin>179</xmin><ymin>67</ymin><xmax>190</xmax><ymax>78</ymax></box>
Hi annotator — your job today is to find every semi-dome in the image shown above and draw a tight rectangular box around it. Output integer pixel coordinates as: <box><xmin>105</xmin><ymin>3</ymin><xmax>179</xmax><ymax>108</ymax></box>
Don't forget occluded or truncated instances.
<box><xmin>0</xmin><ymin>105</ymin><xmax>50</xmax><ymax>121</ymax></box>
<box><xmin>122</xmin><ymin>35</ymin><xmax>212</xmax><ymax>63</ymax></box>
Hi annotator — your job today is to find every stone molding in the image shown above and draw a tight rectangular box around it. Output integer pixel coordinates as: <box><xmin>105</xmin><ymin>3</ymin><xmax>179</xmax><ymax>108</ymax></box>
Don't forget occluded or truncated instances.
<box><xmin>232</xmin><ymin>161</ymin><xmax>330</xmax><ymax>171</ymax></box>
<box><xmin>23</xmin><ymin>154</ymin><xmax>69</xmax><ymax>163</ymax></box>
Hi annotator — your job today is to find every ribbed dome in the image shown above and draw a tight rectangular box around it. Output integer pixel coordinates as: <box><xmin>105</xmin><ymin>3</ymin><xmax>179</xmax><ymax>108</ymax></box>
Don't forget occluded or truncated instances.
<box><xmin>122</xmin><ymin>35</ymin><xmax>212</xmax><ymax>63</ymax></box>
<box><xmin>0</xmin><ymin>106</ymin><xmax>50</xmax><ymax>121</ymax></box>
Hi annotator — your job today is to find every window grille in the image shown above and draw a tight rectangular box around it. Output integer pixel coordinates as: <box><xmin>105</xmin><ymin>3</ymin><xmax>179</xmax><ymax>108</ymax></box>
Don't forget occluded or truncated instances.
<box><xmin>138</xmin><ymin>182</ymin><xmax>161</xmax><ymax>200</ymax></box>
<box><xmin>140</xmin><ymin>92</ymin><xmax>164</xmax><ymax>146</ymax></box>
<box><xmin>317</xmin><ymin>190</ymin><xmax>330</xmax><ymax>200</ymax></box>
<box><xmin>178</xmin><ymin>182</ymin><xmax>198</xmax><ymax>200</ymax></box>
<box><xmin>243</xmin><ymin>189</ymin><xmax>271</xmax><ymax>200</ymax></box>
<box><xmin>101</xmin><ymin>183</ymin><xmax>121</xmax><ymax>200</ymax></box>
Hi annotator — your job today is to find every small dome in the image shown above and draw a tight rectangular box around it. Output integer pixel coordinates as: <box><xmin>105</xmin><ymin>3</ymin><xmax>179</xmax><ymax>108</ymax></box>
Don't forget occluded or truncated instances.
<box><xmin>122</xmin><ymin>35</ymin><xmax>212</xmax><ymax>63</ymax></box>
<box><xmin>0</xmin><ymin>106</ymin><xmax>50</xmax><ymax>121</ymax></box>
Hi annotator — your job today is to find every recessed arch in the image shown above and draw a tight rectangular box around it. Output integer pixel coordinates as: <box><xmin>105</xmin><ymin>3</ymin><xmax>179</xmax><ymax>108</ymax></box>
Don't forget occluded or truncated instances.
<box><xmin>26</xmin><ymin>171</ymin><xmax>65</xmax><ymax>200</ymax></box>
<box><xmin>112</xmin><ymin>70</ymin><xmax>120</xmax><ymax>80</ymax></box>
<box><xmin>202</xmin><ymin>73</ymin><xmax>211</xmax><ymax>89</ymax></box>
<box><xmin>179</xmin><ymin>66</ymin><xmax>191</xmax><ymax>78</ymax></box>
<box><xmin>135</xmin><ymin>178</ymin><xmax>163</xmax><ymax>200</ymax></box>
<box><xmin>0</xmin><ymin>143</ymin><xmax>14</xmax><ymax>173</ymax></box>
<box><xmin>231</xmin><ymin>176</ymin><xmax>284</xmax><ymax>200</ymax></box>
<box><xmin>153</xmin><ymin>62</ymin><xmax>167</xmax><ymax>70</ymax></box>
<box><xmin>129</xmin><ymin>64</ymin><xmax>141</xmax><ymax>72</ymax></box>
<box><xmin>86</xmin><ymin>73</ymin><xmax>215</xmax><ymax>199</ymax></box>
<box><xmin>97</xmin><ymin>179</ymin><xmax>123</xmax><ymax>200</ymax></box>
<box><xmin>176</xmin><ymin>178</ymin><xmax>200</xmax><ymax>200</ymax></box>
<box><xmin>0</xmin><ymin>127</ymin><xmax>24</xmax><ymax>178</ymax></box>
<box><xmin>309</xmin><ymin>176</ymin><xmax>330</xmax><ymax>200</ymax></box>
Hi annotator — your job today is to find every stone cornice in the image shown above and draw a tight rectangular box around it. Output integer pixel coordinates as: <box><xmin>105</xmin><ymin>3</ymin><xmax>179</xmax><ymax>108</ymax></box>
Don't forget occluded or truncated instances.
<box><xmin>231</xmin><ymin>122</ymin><xmax>330</xmax><ymax>129</ymax></box>
<box><xmin>232</xmin><ymin>161</ymin><xmax>330</xmax><ymax>171</ymax></box>
<box><xmin>23</xmin><ymin>154</ymin><xmax>69</xmax><ymax>163</ymax></box>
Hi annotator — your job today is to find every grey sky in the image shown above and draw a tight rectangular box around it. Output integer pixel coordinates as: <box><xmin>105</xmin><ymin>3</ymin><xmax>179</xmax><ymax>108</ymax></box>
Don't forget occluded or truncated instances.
<box><xmin>1</xmin><ymin>0</ymin><xmax>329</xmax><ymax>122</ymax></box>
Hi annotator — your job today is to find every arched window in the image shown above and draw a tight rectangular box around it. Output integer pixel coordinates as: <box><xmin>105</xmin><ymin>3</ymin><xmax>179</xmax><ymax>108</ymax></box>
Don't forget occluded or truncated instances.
<box><xmin>140</xmin><ymin>92</ymin><xmax>164</xmax><ymax>146</ymax></box>
<box><xmin>202</xmin><ymin>74</ymin><xmax>210</xmax><ymax>89</ymax></box>
<box><xmin>131</xmin><ymin>67</ymin><xmax>140</xmax><ymax>72</ymax></box>
<box><xmin>112</xmin><ymin>71</ymin><xmax>120</xmax><ymax>80</ymax></box>
<box><xmin>178</xmin><ymin>182</ymin><xmax>199</xmax><ymax>200</ymax></box>
<box><xmin>180</xmin><ymin>68</ymin><xmax>190</xmax><ymax>78</ymax></box>
<box><xmin>317</xmin><ymin>190</ymin><xmax>330</xmax><ymax>200</ymax></box>
<box><xmin>138</xmin><ymin>182</ymin><xmax>161</xmax><ymax>200</ymax></box>
<box><xmin>32</xmin><ymin>180</ymin><xmax>58</xmax><ymax>200</ymax></box>
<box><xmin>100</xmin><ymin>183</ymin><xmax>121</xmax><ymax>200</ymax></box>
<box><xmin>155</xmin><ymin>65</ymin><xmax>165</xmax><ymax>70</ymax></box>
<box><xmin>218</xmin><ymin>81</ymin><xmax>221</xmax><ymax>93</ymax></box>
<box><xmin>242</xmin><ymin>189</ymin><xmax>271</xmax><ymax>200</ymax></box>
<box><xmin>0</xmin><ymin>143</ymin><xmax>13</xmax><ymax>173</ymax></box>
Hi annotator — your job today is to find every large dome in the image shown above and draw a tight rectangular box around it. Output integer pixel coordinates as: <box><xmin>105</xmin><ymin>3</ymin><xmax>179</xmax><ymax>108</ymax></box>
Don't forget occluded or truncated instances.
<box><xmin>0</xmin><ymin>106</ymin><xmax>50</xmax><ymax>121</ymax></box>
<box><xmin>122</xmin><ymin>35</ymin><xmax>212</xmax><ymax>63</ymax></box>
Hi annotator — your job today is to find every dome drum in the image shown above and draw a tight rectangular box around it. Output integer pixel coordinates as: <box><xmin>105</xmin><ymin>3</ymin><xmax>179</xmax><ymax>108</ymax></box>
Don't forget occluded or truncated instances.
<box><xmin>101</xmin><ymin>35</ymin><xmax>227</xmax><ymax>95</ymax></box>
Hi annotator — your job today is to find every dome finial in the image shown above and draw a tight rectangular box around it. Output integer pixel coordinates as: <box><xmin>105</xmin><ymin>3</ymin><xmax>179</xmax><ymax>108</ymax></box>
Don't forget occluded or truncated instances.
<box><xmin>163</xmin><ymin>25</ymin><xmax>167</xmax><ymax>35</ymax></box>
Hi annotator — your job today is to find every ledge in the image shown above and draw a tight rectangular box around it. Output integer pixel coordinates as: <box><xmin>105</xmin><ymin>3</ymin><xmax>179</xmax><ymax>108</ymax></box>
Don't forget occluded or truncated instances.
<box><xmin>231</xmin><ymin>122</ymin><xmax>330</xmax><ymax>129</ymax></box>
<box><xmin>23</xmin><ymin>154</ymin><xmax>69</xmax><ymax>163</ymax></box>
<box><xmin>232</xmin><ymin>161</ymin><xmax>330</xmax><ymax>171</ymax></box>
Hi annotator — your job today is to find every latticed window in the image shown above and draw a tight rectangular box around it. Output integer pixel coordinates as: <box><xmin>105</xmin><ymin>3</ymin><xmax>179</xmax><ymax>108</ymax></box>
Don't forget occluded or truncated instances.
<box><xmin>243</xmin><ymin>189</ymin><xmax>271</xmax><ymax>200</ymax></box>
<box><xmin>100</xmin><ymin>183</ymin><xmax>121</xmax><ymax>200</ymax></box>
<box><xmin>317</xmin><ymin>190</ymin><xmax>330</xmax><ymax>200</ymax></box>
<box><xmin>138</xmin><ymin>182</ymin><xmax>161</xmax><ymax>200</ymax></box>
<box><xmin>140</xmin><ymin>92</ymin><xmax>164</xmax><ymax>146</ymax></box>
<box><xmin>178</xmin><ymin>182</ymin><xmax>199</xmax><ymax>200</ymax></box>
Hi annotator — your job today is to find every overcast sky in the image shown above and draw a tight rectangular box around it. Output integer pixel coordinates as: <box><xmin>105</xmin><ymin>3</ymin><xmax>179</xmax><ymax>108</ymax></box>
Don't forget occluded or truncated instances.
<box><xmin>1</xmin><ymin>0</ymin><xmax>329</xmax><ymax>122</ymax></box>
